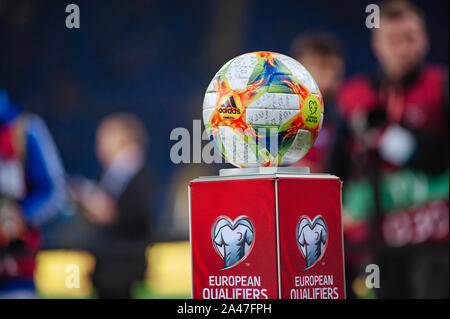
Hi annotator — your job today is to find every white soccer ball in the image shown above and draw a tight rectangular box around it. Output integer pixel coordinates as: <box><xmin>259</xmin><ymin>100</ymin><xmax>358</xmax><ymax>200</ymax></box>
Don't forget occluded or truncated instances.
<box><xmin>203</xmin><ymin>51</ymin><xmax>323</xmax><ymax>168</ymax></box>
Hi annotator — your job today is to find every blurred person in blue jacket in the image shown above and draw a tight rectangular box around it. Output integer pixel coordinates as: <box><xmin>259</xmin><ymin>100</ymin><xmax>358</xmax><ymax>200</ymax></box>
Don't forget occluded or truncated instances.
<box><xmin>0</xmin><ymin>87</ymin><xmax>66</xmax><ymax>298</ymax></box>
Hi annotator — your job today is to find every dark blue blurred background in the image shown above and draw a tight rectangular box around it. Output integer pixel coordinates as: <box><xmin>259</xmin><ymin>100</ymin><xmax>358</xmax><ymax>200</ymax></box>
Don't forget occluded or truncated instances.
<box><xmin>0</xmin><ymin>0</ymin><xmax>448</xmax><ymax>215</ymax></box>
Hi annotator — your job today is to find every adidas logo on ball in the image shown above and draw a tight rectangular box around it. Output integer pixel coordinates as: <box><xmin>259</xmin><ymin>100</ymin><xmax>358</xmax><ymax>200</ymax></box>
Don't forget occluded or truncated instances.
<box><xmin>218</xmin><ymin>96</ymin><xmax>241</xmax><ymax>117</ymax></box>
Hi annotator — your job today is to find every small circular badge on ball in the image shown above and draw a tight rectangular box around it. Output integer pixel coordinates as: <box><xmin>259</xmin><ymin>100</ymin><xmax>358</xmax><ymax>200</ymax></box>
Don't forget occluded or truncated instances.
<box><xmin>302</xmin><ymin>95</ymin><xmax>321</xmax><ymax>129</ymax></box>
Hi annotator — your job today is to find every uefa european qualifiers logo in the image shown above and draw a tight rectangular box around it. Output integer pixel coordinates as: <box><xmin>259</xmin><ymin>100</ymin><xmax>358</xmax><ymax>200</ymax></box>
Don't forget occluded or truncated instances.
<box><xmin>211</xmin><ymin>214</ymin><xmax>326</xmax><ymax>270</ymax></box>
<box><xmin>296</xmin><ymin>215</ymin><xmax>328</xmax><ymax>270</ymax></box>
<box><xmin>211</xmin><ymin>215</ymin><xmax>255</xmax><ymax>270</ymax></box>
<box><xmin>302</xmin><ymin>96</ymin><xmax>321</xmax><ymax>129</ymax></box>
<box><xmin>308</xmin><ymin>99</ymin><xmax>318</xmax><ymax>115</ymax></box>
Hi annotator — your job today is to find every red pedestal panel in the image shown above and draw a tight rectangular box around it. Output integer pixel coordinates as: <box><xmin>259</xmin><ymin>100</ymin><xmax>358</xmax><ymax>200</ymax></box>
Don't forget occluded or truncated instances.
<box><xmin>189</xmin><ymin>174</ymin><xmax>345</xmax><ymax>299</ymax></box>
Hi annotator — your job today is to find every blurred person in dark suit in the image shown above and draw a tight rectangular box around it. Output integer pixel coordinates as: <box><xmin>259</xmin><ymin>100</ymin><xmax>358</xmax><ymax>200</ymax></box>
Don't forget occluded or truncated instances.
<box><xmin>331</xmin><ymin>0</ymin><xmax>448</xmax><ymax>298</ymax></box>
<box><xmin>0</xmin><ymin>87</ymin><xmax>66</xmax><ymax>298</ymax></box>
<box><xmin>290</xmin><ymin>32</ymin><xmax>346</xmax><ymax>173</ymax></box>
<box><xmin>71</xmin><ymin>113</ymin><xmax>153</xmax><ymax>299</ymax></box>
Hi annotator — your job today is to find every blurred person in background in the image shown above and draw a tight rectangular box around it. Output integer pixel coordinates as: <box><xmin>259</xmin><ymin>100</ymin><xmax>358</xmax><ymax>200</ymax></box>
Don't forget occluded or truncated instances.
<box><xmin>290</xmin><ymin>32</ymin><xmax>346</xmax><ymax>172</ymax></box>
<box><xmin>0</xmin><ymin>87</ymin><xmax>66</xmax><ymax>298</ymax></box>
<box><xmin>71</xmin><ymin>113</ymin><xmax>153</xmax><ymax>299</ymax></box>
<box><xmin>162</xmin><ymin>165</ymin><xmax>216</xmax><ymax>241</ymax></box>
<box><xmin>331</xmin><ymin>0</ymin><xmax>449</xmax><ymax>298</ymax></box>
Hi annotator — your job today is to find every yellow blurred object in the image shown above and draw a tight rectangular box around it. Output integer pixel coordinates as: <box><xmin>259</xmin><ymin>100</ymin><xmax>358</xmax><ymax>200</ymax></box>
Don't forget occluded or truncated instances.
<box><xmin>34</xmin><ymin>250</ymin><xmax>95</xmax><ymax>298</ymax></box>
<box><xmin>145</xmin><ymin>241</ymin><xmax>191</xmax><ymax>296</ymax></box>
<box><xmin>34</xmin><ymin>241</ymin><xmax>192</xmax><ymax>298</ymax></box>
<box><xmin>351</xmin><ymin>275</ymin><xmax>374</xmax><ymax>299</ymax></box>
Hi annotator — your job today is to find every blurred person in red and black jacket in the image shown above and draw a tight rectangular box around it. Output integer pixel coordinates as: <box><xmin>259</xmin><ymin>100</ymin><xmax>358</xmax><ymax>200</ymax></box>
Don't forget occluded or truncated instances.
<box><xmin>0</xmin><ymin>87</ymin><xmax>67</xmax><ymax>298</ymax></box>
<box><xmin>329</xmin><ymin>0</ymin><xmax>449</xmax><ymax>298</ymax></box>
<box><xmin>290</xmin><ymin>32</ymin><xmax>346</xmax><ymax>173</ymax></box>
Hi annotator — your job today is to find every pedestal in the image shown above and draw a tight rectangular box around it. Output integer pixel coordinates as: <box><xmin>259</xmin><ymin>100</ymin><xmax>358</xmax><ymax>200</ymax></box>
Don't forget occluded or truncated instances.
<box><xmin>189</xmin><ymin>167</ymin><xmax>346</xmax><ymax>299</ymax></box>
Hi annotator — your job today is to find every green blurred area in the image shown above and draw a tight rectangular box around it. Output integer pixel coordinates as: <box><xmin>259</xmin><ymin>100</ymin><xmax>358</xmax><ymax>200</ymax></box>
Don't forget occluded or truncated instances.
<box><xmin>344</xmin><ymin>169</ymin><xmax>449</xmax><ymax>220</ymax></box>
